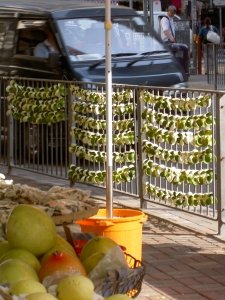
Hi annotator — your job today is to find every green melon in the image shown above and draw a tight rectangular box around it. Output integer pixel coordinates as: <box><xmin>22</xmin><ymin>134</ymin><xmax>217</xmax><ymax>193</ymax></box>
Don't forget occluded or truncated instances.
<box><xmin>6</xmin><ymin>204</ymin><xmax>57</xmax><ymax>257</ymax></box>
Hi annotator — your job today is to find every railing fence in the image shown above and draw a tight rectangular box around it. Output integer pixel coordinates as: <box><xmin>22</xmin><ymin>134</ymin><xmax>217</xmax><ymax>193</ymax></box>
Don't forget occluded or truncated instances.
<box><xmin>174</xmin><ymin>19</ymin><xmax>191</xmax><ymax>51</ymax></box>
<box><xmin>1</xmin><ymin>76</ymin><xmax>225</xmax><ymax>234</ymax></box>
<box><xmin>207</xmin><ymin>43</ymin><xmax>225</xmax><ymax>88</ymax></box>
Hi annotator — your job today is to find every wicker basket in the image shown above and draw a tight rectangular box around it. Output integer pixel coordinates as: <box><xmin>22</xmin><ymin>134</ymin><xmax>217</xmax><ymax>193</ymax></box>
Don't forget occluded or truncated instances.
<box><xmin>93</xmin><ymin>253</ymin><xmax>146</xmax><ymax>299</ymax></box>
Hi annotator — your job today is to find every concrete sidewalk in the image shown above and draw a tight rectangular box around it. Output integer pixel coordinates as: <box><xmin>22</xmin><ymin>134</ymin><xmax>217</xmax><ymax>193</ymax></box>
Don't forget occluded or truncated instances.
<box><xmin>3</xmin><ymin>168</ymin><xmax>225</xmax><ymax>300</ymax></box>
<box><xmin>188</xmin><ymin>74</ymin><xmax>225</xmax><ymax>91</ymax></box>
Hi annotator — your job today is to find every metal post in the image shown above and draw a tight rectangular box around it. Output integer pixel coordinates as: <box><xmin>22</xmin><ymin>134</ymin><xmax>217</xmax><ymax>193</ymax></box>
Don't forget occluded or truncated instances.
<box><xmin>213</xmin><ymin>45</ymin><xmax>217</xmax><ymax>90</ymax></box>
<box><xmin>217</xmin><ymin>94</ymin><xmax>225</xmax><ymax>235</ymax></box>
<box><xmin>137</xmin><ymin>88</ymin><xmax>147</xmax><ymax>209</ymax></box>
<box><xmin>197</xmin><ymin>37</ymin><xmax>202</xmax><ymax>74</ymax></box>
<box><xmin>129</xmin><ymin>0</ymin><xmax>132</xmax><ymax>8</ymax></box>
<box><xmin>7</xmin><ymin>112</ymin><xmax>13</xmax><ymax>174</ymax></box>
<box><xmin>191</xmin><ymin>0</ymin><xmax>197</xmax><ymax>74</ymax></box>
<box><xmin>206</xmin><ymin>44</ymin><xmax>209</xmax><ymax>77</ymax></box>
<box><xmin>68</xmin><ymin>84</ymin><xmax>76</xmax><ymax>188</ymax></box>
<box><xmin>148</xmin><ymin>0</ymin><xmax>153</xmax><ymax>28</ymax></box>
<box><xmin>143</xmin><ymin>0</ymin><xmax>148</xmax><ymax>23</ymax></box>
<box><xmin>219</xmin><ymin>7</ymin><xmax>222</xmax><ymax>41</ymax></box>
<box><xmin>105</xmin><ymin>0</ymin><xmax>113</xmax><ymax>218</ymax></box>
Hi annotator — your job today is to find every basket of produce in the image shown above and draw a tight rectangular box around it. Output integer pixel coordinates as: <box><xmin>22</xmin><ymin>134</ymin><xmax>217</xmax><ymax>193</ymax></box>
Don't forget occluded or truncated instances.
<box><xmin>92</xmin><ymin>252</ymin><xmax>145</xmax><ymax>299</ymax></box>
<box><xmin>75</xmin><ymin>235</ymin><xmax>146</xmax><ymax>299</ymax></box>
<box><xmin>62</xmin><ymin>223</ymin><xmax>146</xmax><ymax>299</ymax></box>
<box><xmin>0</xmin><ymin>202</ymin><xmax>145</xmax><ymax>300</ymax></box>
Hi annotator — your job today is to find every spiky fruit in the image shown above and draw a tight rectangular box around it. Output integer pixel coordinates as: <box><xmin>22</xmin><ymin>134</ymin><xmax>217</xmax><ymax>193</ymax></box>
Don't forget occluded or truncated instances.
<box><xmin>38</xmin><ymin>250</ymin><xmax>87</xmax><ymax>282</ymax></box>
<box><xmin>6</xmin><ymin>204</ymin><xmax>57</xmax><ymax>256</ymax></box>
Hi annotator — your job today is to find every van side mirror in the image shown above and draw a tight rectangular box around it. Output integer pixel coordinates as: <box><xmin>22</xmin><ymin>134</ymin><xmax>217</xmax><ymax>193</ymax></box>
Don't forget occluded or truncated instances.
<box><xmin>48</xmin><ymin>52</ymin><xmax>61</xmax><ymax>69</ymax></box>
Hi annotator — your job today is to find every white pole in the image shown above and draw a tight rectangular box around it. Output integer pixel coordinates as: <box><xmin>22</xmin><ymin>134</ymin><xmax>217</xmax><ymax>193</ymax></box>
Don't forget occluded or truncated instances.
<box><xmin>105</xmin><ymin>0</ymin><xmax>113</xmax><ymax>218</ymax></box>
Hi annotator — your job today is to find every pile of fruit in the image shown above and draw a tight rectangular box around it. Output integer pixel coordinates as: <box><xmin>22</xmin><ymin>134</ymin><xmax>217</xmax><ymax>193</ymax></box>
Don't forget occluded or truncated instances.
<box><xmin>0</xmin><ymin>204</ymin><xmax>141</xmax><ymax>300</ymax></box>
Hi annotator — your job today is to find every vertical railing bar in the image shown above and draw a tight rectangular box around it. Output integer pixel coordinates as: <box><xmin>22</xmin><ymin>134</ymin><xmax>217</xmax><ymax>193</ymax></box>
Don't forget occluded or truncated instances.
<box><xmin>212</xmin><ymin>92</ymin><xmax>217</xmax><ymax>219</ymax></box>
<box><xmin>50</xmin><ymin>120</ymin><xmax>54</xmax><ymax>175</ymax></box>
<box><xmin>138</xmin><ymin>86</ymin><xmax>146</xmax><ymax>208</ymax></box>
<box><xmin>133</xmin><ymin>87</ymin><xmax>138</xmax><ymax>196</ymax></box>
<box><xmin>59</xmin><ymin>122</ymin><xmax>62</xmax><ymax>177</ymax></box>
<box><xmin>55</xmin><ymin>123</ymin><xmax>58</xmax><ymax>176</ymax></box>
<box><xmin>217</xmin><ymin>90</ymin><xmax>225</xmax><ymax>233</ymax></box>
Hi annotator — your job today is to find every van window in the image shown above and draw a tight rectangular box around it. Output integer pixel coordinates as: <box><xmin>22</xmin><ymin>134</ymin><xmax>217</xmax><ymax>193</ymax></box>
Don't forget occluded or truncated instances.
<box><xmin>16</xmin><ymin>28</ymin><xmax>47</xmax><ymax>56</ymax></box>
<box><xmin>15</xmin><ymin>21</ymin><xmax>56</xmax><ymax>57</ymax></box>
<box><xmin>57</xmin><ymin>16</ymin><xmax>167</xmax><ymax>61</ymax></box>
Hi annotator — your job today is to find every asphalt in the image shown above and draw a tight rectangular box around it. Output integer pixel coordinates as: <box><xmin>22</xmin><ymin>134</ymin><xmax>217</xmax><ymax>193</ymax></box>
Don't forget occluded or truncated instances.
<box><xmin>1</xmin><ymin>75</ymin><xmax>225</xmax><ymax>300</ymax></box>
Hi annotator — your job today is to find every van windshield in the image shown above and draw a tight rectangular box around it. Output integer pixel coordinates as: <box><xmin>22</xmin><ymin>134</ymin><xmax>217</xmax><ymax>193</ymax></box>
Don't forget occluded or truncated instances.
<box><xmin>57</xmin><ymin>16</ymin><xmax>167</xmax><ymax>61</ymax></box>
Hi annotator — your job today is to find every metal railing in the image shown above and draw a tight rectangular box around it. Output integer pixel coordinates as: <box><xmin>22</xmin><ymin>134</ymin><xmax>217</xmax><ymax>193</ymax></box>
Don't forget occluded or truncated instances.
<box><xmin>1</xmin><ymin>76</ymin><xmax>225</xmax><ymax>232</ymax></box>
<box><xmin>207</xmin><ymin>43</ymin><xmax>225</xmax><ymax>88</ymax></box>
<box><xmin>0</xmin><ymin>79</ymin><xmax>8</xmax><ymax>167</ymax></box>
<box><xmin>137</xmin><ymin>86</ymin><xmax>218</xmax><ymax>219</ymax></box>
<box><xmin>174</xmin><ymin>19</ymin><xmax>191</xmax><ymax>52</ymax></box>
<box><xmin>1</xmin><ymin>78</ymin><xmax>70</xmax><ymax>179</ymax></box>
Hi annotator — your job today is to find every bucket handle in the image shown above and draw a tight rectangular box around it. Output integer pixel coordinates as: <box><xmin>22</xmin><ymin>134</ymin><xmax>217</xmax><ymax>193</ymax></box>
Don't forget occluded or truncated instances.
<box><xmin>140</xmin><ymin>214</ymin><xmax>148</xmax><ymax>223</ymax></box>
<box><xmin>98</xmin><ymin>221</ymin><xmax>115</xmax><ymax>226</ymax></box>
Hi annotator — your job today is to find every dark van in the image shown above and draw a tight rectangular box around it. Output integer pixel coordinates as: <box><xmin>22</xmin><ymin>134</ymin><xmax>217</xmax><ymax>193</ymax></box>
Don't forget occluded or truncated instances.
<box><xmin>0</xmin><ymin>0</ymin><xmax>188</xmax><ymax>88</ymax></box>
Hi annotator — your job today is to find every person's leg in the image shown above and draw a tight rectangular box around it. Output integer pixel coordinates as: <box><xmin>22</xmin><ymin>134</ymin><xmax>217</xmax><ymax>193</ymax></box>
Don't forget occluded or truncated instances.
<box><xmin>208</xmin><ymin>45</ymin><xmax>214</xmax><ymax>73</ymax></box>
<box><xmin>203</xmin><ymin>44</ymin><xmax>207</xmax><ymax>74</ymax></box>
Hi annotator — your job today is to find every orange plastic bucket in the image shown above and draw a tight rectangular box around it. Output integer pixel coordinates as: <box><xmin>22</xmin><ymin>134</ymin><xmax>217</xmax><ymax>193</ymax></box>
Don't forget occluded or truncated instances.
<box><xmin>76</xmin><ymin>208</ymin><xmax>147</xmax><ymax>262</ymax></box>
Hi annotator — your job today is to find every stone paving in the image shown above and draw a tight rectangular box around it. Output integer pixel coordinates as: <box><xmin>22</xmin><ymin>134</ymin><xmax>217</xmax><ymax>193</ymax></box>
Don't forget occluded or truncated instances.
<box><xmin>138</xmin><ymin>216</ymin><xmax>225</xmax><ymax>299</ymax></box>
<box><xmin>2</xmin><ymin>167</ymin><xmax>225</xmax><ymax>300</ymax></box>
